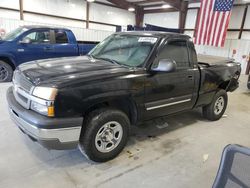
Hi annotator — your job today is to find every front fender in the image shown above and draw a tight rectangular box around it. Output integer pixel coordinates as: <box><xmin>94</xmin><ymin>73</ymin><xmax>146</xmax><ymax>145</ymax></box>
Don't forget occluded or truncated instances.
<box><xmin>0</xmin><ymin>52</ymin><xmax>17</xmax><ymax>68</ymax></box>
<box><xmin>55</xmin><ymin>89</ymin><xmax>139</xmax><ymax>118</ymax></box>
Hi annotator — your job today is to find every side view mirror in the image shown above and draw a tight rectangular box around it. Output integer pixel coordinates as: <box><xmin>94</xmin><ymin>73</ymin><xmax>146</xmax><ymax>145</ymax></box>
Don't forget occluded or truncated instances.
<box><xmin>152</xmin><ymin>59</ymin><xmax>177</xmax><ymax>72</ymax></box>
<box><xmin>19</xmin><ymin>37</ymin><xmax>31</xmax><ymax>44</ymax></box>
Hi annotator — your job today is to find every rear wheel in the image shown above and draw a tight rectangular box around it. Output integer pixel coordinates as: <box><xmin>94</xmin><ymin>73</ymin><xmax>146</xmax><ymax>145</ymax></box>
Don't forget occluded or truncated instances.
<box><xmin>0</xmin><ymin>60</ymin><xmax>13</xmax><ymax>82</ymax></box>
<box><xmin>203</xmin><ymin>89</ymin><xmax>228</xmax><ymax>121</ymax></box>
<box><xmin>79</xmin><ymin>108</ymin><xmax>130</xmax><ymax>162</ymax></box>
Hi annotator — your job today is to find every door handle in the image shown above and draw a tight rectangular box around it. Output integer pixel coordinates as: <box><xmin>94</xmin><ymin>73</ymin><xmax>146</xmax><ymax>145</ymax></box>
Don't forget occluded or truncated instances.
<box><xmin>187</xmin><ymin>75</ymin><xmax>193</xmax><ymax>80</ymax></box>
<box><xmin>43</xmin><ymin>46</ymin><xmax>53</xmax><ymax>51</ymax></box>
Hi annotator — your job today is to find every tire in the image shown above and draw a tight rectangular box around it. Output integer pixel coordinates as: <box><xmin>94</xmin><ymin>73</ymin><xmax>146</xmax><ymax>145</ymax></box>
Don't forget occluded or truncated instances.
<box><xmin>203</xmin><ymin>89</ymin><xmax>228</xmax><ymax>121</ymax></box>
<box><xmin>79</xmin><ymin>108</ymin><xmax>130</xmax><ymax>162</ymax></box>
<box><xmin>0</xmin><ymin>60</ymin><xmax>13</xmax><ymax>82</ymax></box>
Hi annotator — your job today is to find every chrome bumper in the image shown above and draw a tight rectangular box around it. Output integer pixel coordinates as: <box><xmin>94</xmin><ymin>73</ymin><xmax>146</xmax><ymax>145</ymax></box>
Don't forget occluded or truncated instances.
<box><xmin>7</xmin><ymin>87</ymin><xmax>83</xmax><ymax>150</ymax></box>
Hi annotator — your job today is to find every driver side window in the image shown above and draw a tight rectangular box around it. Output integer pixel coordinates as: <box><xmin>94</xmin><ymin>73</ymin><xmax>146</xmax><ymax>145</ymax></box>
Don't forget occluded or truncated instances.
<box><xmin>24</xmin><ymin>30</ymin><xmax>50</xmax><ymax>44</ymax></box>
<box><xmin>158</xmin><ymin>40</ymin><xmax>190</xmax><ymax>69</ymax></box>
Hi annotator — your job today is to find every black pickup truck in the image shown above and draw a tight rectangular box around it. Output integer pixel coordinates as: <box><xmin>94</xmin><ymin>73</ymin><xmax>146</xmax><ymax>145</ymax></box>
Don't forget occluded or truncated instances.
<box><xmin>7</xmin><ymin>31</ymin><xmax>241</xmax><ymax>162</ymax></box>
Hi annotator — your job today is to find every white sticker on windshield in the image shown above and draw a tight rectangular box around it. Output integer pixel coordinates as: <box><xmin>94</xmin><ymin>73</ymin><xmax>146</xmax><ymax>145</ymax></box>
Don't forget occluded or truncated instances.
<box><xmin>138</xmin><ymin>37</ymin><xmax>157</xmax><ymax>43</ymax></box>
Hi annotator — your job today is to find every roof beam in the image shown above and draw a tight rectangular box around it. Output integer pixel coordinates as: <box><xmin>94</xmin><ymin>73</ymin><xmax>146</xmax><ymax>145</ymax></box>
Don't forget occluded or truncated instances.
<box><xmin>143</xmin><ymin>4</ymin><xmax>165</xmax><ymax>8</ymax></box>
<box><xmin>179</xmin><ymin>0</ymin><xmax>188</xmax><ymax>33</ymax></box>
<box><xmin>144</xmin><ymin>7</ymin><xmax>176</xmax><ymax>14</ymax></box>
<box><xmin>136</xmin><ymin>6</ymin><xmax>144</xmax><ymax>27</ymax></box>
<box><xmin>94</xmin><ymin>1</ymin><xmax>120</xmax><ymax>9</ymax></box>
<box><xmin>239</xmin><ymin>5</ymin><xmax>248</xmax><ymax>39</ymax></box>
<box><xmin>162</xmin><ymin>0</ymin><xmax>181</xmax><ymax>10</ymax></box>
<box><xmin>106</xmin><ymin>0</ymin><xmax>132</xmax><ymax>10</ymax></box>
<box><xmin>86</xmin><ymin>1</ymin><xmax>90</xmax><ymax>28</ymax></box>
<box><xmin>19</xmin><ymin>0</ymin><xmax>24</xmax><ymax>20</ymax></box>
<box><xmin>133</xmin><ymin>0</ymin><xmax>163</xmax><ymax>4</ymax></box>
<box><xmin>106</xmin><ymin>0</ymin><xmax>183</xmax><ymax>26</ymax></box>
<box><xmin>133</xmin><ymin>0</ymin><xmax>181</xmax><ymax>10</ymax></box>
<box><xmin>107</xmin><ymin>0</ymin><xmax>145</xmax><ymax>27</ymax></box>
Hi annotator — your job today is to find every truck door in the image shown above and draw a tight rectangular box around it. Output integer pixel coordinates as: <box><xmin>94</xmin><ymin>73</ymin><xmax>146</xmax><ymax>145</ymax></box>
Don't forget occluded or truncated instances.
<box><xmin>50</xmin><ymin>29</ymin><xmax>79</xmax><ymax>57</ymax></box>
<box><xmin>15</xmin><ymin>29</ymin><xmax>54</xmax><ymax>64</ymax></box>
<box><xmin>144</xmin><ymin>39</ymin><xmax>197</xmax><ymax>119</ymax></box>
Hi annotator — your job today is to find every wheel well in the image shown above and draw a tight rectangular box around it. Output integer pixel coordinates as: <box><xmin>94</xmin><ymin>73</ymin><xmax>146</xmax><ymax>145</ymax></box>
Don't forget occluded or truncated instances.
<box><xmin>218</xmin><ymin>81</ymin><xmax>230</xmax><ymax>91</ymax></box>
<box><xmin>84</xmin><ymin>98</ymin><xmax>138</xmax><ymax>125</ymax></box>
<box><xmin>0</xmin><ymin>57</ymin><xmax>15</xmax><ymax>70</ymax></box>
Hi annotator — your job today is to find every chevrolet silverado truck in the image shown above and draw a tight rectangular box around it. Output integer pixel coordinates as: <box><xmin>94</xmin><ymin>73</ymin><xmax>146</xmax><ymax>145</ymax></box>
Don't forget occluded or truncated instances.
<box><xmin>7</xmin><ymin>31</ymin><xmax>241</xmax><ymax>162</ymax></box>
<box><xmin>0</xmin><ymin>25</ymin><xmax>97</xmax><ymax>82</ymax></box>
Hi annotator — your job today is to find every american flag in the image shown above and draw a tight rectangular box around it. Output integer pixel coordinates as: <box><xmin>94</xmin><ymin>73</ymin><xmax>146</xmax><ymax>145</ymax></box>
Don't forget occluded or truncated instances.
<box><xmin>194</xmin><ymin>0</ymin><xmax>234</xmax><ymax>47</ymax></box>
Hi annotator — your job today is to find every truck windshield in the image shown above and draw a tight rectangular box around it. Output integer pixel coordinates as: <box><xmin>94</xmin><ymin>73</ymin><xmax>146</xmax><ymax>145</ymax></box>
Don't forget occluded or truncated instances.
<box><xmin>2</xmin><ymin>27</ymin><xmax>27</xmax><ymax>41</ymax></box>
<box><xmin>89</xmin><ymin>34</ymin><xmax>158</xmax><ymax>67</ymax></box>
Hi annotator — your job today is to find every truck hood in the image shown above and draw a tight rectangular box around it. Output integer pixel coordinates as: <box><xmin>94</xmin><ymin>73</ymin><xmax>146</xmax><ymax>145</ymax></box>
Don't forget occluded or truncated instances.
<box><xmin>0</xmin><ymin>40</ymin><xmax>10</xmax><ymax>45</ymax></box>
<box><xmin>18</xmin><ymin>56</ymin><xmax>133</xmax><ymax>87</ymax></box>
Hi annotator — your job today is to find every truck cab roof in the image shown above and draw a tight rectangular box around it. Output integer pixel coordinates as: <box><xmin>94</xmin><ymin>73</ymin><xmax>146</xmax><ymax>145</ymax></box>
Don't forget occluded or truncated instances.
<box><xmin>21</xmin><ymin>25</ymin><xmax>70</xmax><ymax>31</ymax></box>
<box><xmin>115</xmin><ymin>31</ymin><xmax>191</xmax><ymax>40</ymax></box>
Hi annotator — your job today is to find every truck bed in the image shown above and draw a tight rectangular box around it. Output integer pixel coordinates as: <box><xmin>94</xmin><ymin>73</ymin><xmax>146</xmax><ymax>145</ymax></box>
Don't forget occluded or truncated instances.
<box><xmin>77</xmin><ymin>42</ymin><xmax>98</xmax><ymax>55</ymax></box>
<box><xmin>198</xmin><ymin>54</ymin><xmax>234</xmax><ymax>66</ymax></box>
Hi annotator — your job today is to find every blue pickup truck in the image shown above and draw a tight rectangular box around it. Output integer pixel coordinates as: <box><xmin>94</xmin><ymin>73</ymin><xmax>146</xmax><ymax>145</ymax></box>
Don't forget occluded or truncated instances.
<box><xmin>0</xmin><ymin>25</ymin><xmax>98</xmax><ymax>82</ymax></box>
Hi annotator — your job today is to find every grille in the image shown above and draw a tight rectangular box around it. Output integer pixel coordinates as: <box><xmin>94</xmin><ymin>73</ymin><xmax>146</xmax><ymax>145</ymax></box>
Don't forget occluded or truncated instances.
<box><xmin>14</xmin><ymin>71</ymin><xmax>33</xmax><ymax>92</ymax></box>
<box><xmin>13</xmin><ymin>70</ymin><xmax>33</xmax><ymax>109</ymax></box>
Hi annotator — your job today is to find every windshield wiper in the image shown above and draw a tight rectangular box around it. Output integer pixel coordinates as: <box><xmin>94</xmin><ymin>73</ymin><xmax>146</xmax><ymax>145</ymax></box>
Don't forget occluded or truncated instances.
<box><xmin>87</xmin><ymin>54</ymin><xmax>115</xmax><ymax>64</ymax></box>
<box><xmin>87</xmin><ymin>54</ymin><xmax>95</xmax><ymax>59</ymax></box>
<box><xmin>97</xmin><ymin>57</ymin><xmax>118</xmax><ymax>65</ymax></box>
<box><xmin>88</xmin><ymin>54</ymin><xmax>131</xmax><ymax>68</ymax></box>
<box><xmin>94</xmin><ymin>57</ymin><xmax>131</xmax><ymax>67</ymax></box>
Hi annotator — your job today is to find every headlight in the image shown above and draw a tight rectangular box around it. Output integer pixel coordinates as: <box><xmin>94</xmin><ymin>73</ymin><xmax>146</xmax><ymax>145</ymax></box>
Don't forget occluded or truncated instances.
<box><xmin>31</xmin><ymin>87</ymin><xmax>57</xmax><ymax>117</ymax></box>
<box><xmin>31</xmin><ymin>101</ymin><xmax>55</xmax><ymax>117</ymax></box>
<box><xmin>32</xmin><ymin>87</ymin><xmax>58</xmax><ymax>100</ymax></box>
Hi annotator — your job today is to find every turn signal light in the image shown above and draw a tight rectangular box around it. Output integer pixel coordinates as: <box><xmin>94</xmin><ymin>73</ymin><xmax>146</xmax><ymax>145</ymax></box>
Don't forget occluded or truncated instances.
<box><xmin>48</xmin><ymin>106</ymin><xmax>55</xmax><ymax>117</ymax></box>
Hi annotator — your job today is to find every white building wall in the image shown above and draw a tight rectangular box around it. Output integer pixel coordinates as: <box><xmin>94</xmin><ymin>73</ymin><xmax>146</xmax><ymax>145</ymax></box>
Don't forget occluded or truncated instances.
<box><xmin>0</xmin><ymin>17</ymin><xmax>22</xmax><ymax>33</ymax></box>
<box><xmin>143</xmin><ymin>12</ymin><xmax>179</xmax><ymax>28</ymax></box>
<box><xmin>185</xmin><ymin>6</ymin><xmax>247</xmax><ymax>40</ymax></box>
<box><xmin>23</xmin><ymin>0</ymin><xmax>86</xmax><ymax>20</ymax></box>
<box><xmin>0</xmin><ymin>0</ymin><xmax>19</xmax><ymax>20</ymax></box>
<box><xmin>185</xmin><ymin>9</ymin><xmax>198</xmax><ymax>29</ymax></box>
<box><xmin>0</xmin><ymin>0</ymin><xmax>19</xmax><ymax>9</ymax></box>
<box><xmin>0</xmin><ymin>0</ymin><xmax>135</xmax><ymax>32</ymax></box>
<box><xmin>24</xmin><ymin>13</ymin><xmax>86</xmax><ymax>29</ymax></box>
<box><xmin>227</xmin><ymin>32</ymin><xmax>240</xmax><ymax>39</ymax></box>
<box><xmin>0</xmin><ymin>17</ymin><xmax>113</xmax><ymax>41</ymax></box>
<box><xmin>242</xmin><ymin>32</ymin><xmax>250</xmax><ymax>39</ymax></box>
<box><xmin>188</xmin><ymin>3</ymin><xmax>201</xmax><ymax>8</ymax></box>
<box><xmin>89</xmin><ymin>3</ymin><xmax>135</xmax><ymax>27</ymax></box>
<box><xmin>89</xmin><ymin>23</ymin><xmax>116</xmax><ymax>32</ymax></box>
<box><xmin>196</xmin><ymin>39</ymin><xmax>250</xmax><ymax>74</ymax></box>
<box><xmin>244</xmin><ymin>5</ymin><xmax>250</xmax><ymax>29</ymax></box>
<box><xmin>183</xmin><ymin>4</ymin><xmax>250</xmax><ymax>74</ymax></box>
<box><xmin>0</xmin><ymin>10</ymin><xmax>19</xmax><ymax>20</ymax></box>
<box><xmin>228</xmin><ymin>6</ymin><xmax>245</xmax><ymax>29</ymax></box>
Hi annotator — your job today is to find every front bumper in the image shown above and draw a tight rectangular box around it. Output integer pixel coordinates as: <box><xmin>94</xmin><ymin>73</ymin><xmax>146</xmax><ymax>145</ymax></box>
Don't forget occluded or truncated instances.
<box><xmin>7</xmin><ymin>87</ymin><xmax>83</xmax><ymax>150</ymax></box>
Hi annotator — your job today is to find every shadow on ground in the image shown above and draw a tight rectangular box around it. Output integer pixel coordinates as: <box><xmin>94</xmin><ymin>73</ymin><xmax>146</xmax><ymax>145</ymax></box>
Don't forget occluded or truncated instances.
<box><xmin>20</xmin><ymin>108</ymin><xmax>206</xmax><ymax>167</ymax></box>
<box><xmin>130</xmin><ymin>108</ymin><xmax>205</xmax><ymax>143</ymax></box>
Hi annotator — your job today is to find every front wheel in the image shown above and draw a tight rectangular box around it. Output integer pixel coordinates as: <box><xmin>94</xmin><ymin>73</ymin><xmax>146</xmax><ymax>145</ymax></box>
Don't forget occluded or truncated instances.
<box><xmin>0</xmin><ymin>60</ymin><xmax>13</xmax><ymax>82</ymax></box>
<box><xmin>79</xmin><ymin>108</ymin><xmax>130</xmax><ymax>162</ymax></box>
<box><xmin>203</xmin><ymin>89</ymin><xmax>228</xmax><ymax>121</ymax></box>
